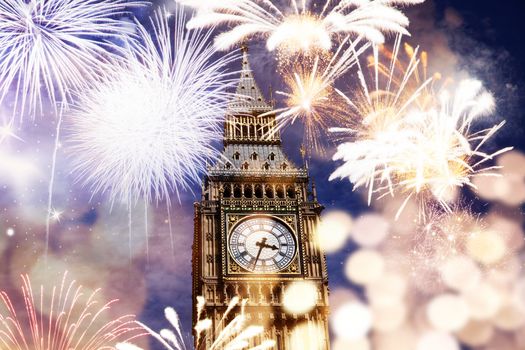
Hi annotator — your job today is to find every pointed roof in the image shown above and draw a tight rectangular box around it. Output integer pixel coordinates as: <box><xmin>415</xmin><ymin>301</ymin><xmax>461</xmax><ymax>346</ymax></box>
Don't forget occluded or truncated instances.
<box><xmin>228</xmin><ymin>46</ymin><xmax>272</xmax><ymax>114</ymax></box>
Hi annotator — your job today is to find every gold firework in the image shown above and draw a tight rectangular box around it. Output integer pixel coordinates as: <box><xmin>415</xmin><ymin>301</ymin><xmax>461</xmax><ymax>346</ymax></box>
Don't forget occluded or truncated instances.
<box><xmin>330</xmin><ymin>36</ymin><xmax>512</xmax><ymax>217</ymax></box>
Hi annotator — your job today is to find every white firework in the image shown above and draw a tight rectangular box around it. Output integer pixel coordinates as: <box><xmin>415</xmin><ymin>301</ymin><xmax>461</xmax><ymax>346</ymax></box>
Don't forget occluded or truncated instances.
<box><xmin>68</xmin><ymin>7</ymin><xmax>237</xmax><ymax>206</ymax></box>
<box><xmin>117</xmin><ymin>296</ymin><xmax>275</xmax><ymax>350</ymax></box>
<box><xmin>0</xmin><ymin>0</ymin><xmax>144</xmax><ymax>118</ymax></box>
<box><xmin>330</xmin><ymin>41</ymin><xmax>512</xmax><ymax>216</ymax></box>
<box><xmin>176</xmin><ymin>0</ymin><xmax>424</xmax><ymax>53</ymax></box>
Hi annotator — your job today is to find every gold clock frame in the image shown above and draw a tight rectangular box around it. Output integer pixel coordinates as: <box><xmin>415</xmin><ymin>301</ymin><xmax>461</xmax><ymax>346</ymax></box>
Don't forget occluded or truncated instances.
<box><xmin>222</xmin><ymin>211</ymin><xmax>303</xmax><ymax>279</ymax></box>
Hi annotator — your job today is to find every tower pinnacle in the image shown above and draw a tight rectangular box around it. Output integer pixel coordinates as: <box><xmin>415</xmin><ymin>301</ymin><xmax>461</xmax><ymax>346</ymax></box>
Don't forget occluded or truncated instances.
<box><xmin>228</xmin><ymin>46</ymin><xmax>272</xmax><ymax>114</ymax></box>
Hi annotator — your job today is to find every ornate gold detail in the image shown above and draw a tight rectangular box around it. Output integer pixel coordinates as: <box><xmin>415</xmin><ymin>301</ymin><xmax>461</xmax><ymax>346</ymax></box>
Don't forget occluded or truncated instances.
<box><xmin>229</xmin><ymin>215</ymin><xmax>240</xmax><ymax>225</ymax></box>
<box><xmin>229</xmin><ymin>256</ymin><xmax>241</xmax><ymax>273</ymax></box>
<box><xmin>288</xmin><ymin>262</ymin><xmax>298</xmax><ymax>273</ymax></box>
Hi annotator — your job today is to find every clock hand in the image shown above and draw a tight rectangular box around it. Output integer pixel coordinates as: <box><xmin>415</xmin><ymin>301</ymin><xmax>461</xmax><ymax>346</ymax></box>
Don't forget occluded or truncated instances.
<box><xmin>253</xmin><ymin>237</ymin><xmax>268</xmax><ymax>271</ymax></box>
<box><xmin>252</xmin><ymin>245</ymin><xmax>264</xmax><ymax>271</ymax></box>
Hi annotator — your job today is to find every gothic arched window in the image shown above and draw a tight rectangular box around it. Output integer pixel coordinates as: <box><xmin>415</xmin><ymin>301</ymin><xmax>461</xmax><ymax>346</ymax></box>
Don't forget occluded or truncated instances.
<box><xmin>281</xmin><ymin>162</ymin><xmax>288</xmax><ymax>170</ymax></box>
<box><xmin>286</xmin><ymin>185</ymin><xmax>295</xmax><ymax>198</ymax></box>
<box><xmin>262</xmin><ymin>162</ymin><xmax>270</xmax><ymax>170</ymax></box>
<box><xmin>250</xmin><ymin>152</ymin><xmax>258</xmax><ymax>160</ymax></box>
<box><xmin>254</xmin><ymin>184</ymin><xmax>263</xmax><ymax>198</ymax></box>
<box><xmin>268</xmin><ymin>152</ymin><xmax>275</xmax><ymax>161</ymax></box>
<box><xmin>234</xmin><ymin>184</ymin><xmax>242</xmax><ymax>198</ymax></box>
<box><xmin>223</xmin><ymin>184</ymin><xmax>232</xmax><ymax>198</ymax></box>
<box><xmin>233</xmin><ymin>152</ymin><xmax>240</xmax><ymax>160</ymax></box>
<box><xmin>241</xmin><ymin>162</ymin><xmax>249</xmax><ymax>170</ymax></box>
<box><xmin>265</xmin><ymin>185</ymin><xmax>274</xmax><ymax>198</ymax></box>
<box><xmin>276</xmin><ymin>185</ymin><xmax>284</xmax><ymax>199</ymax></box>
<box><xmin>244</xmin><ymin>185</ymin><xmax>253</xmax><ymax>198</ymax></box>
<box><xmin>225</xmin><ymin>162</ymin><xmax>232</xmax><ymax>169</ymax></box>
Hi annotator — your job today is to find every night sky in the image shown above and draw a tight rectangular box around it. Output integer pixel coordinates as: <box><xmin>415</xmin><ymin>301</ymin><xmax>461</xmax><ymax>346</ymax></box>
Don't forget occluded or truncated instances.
<box><xmin>0</xmin><ymin>1</ymin><xmax>524</xmax><ymax>349</ymax></box>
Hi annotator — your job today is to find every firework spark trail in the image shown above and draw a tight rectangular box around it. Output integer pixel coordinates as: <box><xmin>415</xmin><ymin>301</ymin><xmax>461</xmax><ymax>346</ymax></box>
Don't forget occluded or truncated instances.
<box><xmin>0</xmin><ymin>0</ymin><xmax>145</xmax><ymax>260</ymax></box>
<box><xmin>396</xmin><ymin>80</ymin><xmax>512</xmax><ymax>212</ymax></box>
<box><xmin>329</xmin><ymin>38</ymin><xmax>431</xmax><ymax>203</ymax></box>
<box><xmin>0</xmin><ymin>0</ymin><xmax>144</xmax><ymax>119</ymax></box>
<box><xmin>68</xmin><ymin>6</ymin><xmax>238</xmax><ymax>206</ymax></box>
<box><xmin>329</xmin><ymin>36</ymin><xmax>512</xmax><ymax>218</ymax></box>
<box><xmin>117</xmin><ymin>296</ymin><xmax>275</xmax><ymax>350</ymax></box>
<box><xmin>266</xmin><ymin>37</ymin><xmax>370</xmax><ymax>153</ymax></box>
<box><xmin>68</xmin><ymin>6</ymin><xmax>237</xmax><ymax>261</ymax></box>
<box><xmin>0</xmin><ymin>273</ymin><xmax>145</xmax><ymax>350</ymax></box>
<box><xmin>176</xmin><ymin>0</ymin><xmax>424</xmax><ymax>54</ymax></box>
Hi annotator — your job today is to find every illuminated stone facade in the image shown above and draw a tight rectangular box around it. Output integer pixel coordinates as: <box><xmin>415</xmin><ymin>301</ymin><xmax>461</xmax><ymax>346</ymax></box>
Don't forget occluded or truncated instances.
<box><xmin>192</xmin><ymin>47</ymin><xmax>330</xmax><ymax>349</ymax></box>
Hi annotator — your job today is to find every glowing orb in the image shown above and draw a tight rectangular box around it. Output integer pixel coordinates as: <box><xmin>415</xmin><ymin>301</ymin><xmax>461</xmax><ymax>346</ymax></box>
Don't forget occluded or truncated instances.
<box><xmin>367</xmin><ymin>273</ymin><xmax>407</xmax><ymax>305</ymax></box>
<box><xmin>440</xmin><ymin>255</ymin><xmax>481</xmax><ymax>292</ymax></box>
<box><xmin>345</xmin><ymin>249</ymin><xmax>384</xmax><ymax>285</ymax></box>
<box><xmin>466</xmin><ymin>230</ymin><xmax>506</xmax><ymax>265</ymax></box>
<box><xmin>6</xmin><ymin>227</ymin><xmax>14</xmax><ymax>237</ymax></box>
<box><xmin>426</xmin><ymin>294</ymin><xmax>470</xmax><ymax>331</ymax></box>
<box><xmin>416</xmin><ymin>332</ymin><xmax>460</xmax><ymax>350</ymax></box>
<box><xmin>331</xmin><ymin>302</ymin><xmax>372</xmax><ymax>341</ymax></box>
<box><xmin>493</xmin><ymin>302</ymin><xmax>525</xmax><ymax>331</ymax></box>
<box><xmin>316</xmin><ymin>211</ymin><xmax>352</xmax><ymax>253</ymax></box>
<box><xmin>464</xmin><ymin>283</ymin><xmax>502</xmax><ymax>320</ymax></box>
<box><xmin>283</xmin><ymin>281</ymin><xmax>318</xmax><ymax>315</ymax></box>
<box><xmin>351</xmin><ymin>214</ymin><xmax>389</xmax><ymax>247</ymax></box>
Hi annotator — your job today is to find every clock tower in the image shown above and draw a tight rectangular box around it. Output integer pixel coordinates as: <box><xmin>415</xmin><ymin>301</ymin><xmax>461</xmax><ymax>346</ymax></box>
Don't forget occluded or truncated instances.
<box><xmin>192</xmin><ymin>47</ymin><xmax>330</xmax><ymax>349</ymax></box>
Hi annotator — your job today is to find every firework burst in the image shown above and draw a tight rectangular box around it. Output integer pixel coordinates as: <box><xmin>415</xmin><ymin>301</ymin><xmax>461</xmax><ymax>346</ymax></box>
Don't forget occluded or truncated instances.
<box><xmin>176</xmin><ymin>0</ymin><xmax>424</xmax><ymax>54</ymax></box>
<box><xmin>268</xmin><ymin>37</ymin><xmax>369</xmax><ymax>153</ymax></box>
<box><xmin>68</xmin><ymin>7</ymin><xmax>238</xmax><ymax>206</ymax></box>
<box><xmin>0</xmin><ymin>0</ymin><xmax>144</xmax><ymax>118</ymax></box>
<box><xmin>329</xmin><ymin>37</ymin><xmax>512</xmax><ymax>216</ymax></box>
<box><xmin>0</xmin><ymin>273</ymin><xmax>144</xmax><ymax>350</ymax></box>
<box><xmin>117</xmin><ymin>296</ymin><xmax>275</xmax><ymax>350</ymax></box>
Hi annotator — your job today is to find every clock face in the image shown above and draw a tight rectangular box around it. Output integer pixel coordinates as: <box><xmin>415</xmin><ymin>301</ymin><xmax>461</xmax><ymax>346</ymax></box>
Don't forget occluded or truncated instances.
<box><xmin>229</xmin><ymin>216</ymin><xmax>297</xmax><ymax>273</ymax></box>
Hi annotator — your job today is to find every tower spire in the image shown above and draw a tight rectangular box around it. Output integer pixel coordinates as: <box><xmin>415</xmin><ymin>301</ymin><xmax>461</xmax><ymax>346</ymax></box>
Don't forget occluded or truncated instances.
<box><xmin>228</xmin><ymin>45</ymin><xmax>272</xmax><ymax>114</ymax></box>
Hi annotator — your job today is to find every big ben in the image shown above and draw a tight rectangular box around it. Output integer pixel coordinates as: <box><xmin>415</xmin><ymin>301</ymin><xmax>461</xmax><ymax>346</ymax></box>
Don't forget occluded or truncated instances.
<box><xmin>192</xmin><ymin>46</ymin><xmax>330</xmax><ymax>349</ymax></box>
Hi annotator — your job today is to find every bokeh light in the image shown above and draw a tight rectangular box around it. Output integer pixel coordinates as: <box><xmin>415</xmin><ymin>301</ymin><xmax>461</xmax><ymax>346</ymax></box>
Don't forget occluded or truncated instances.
<box><xmin>351</xmin><ymin>213</ymin><xmax>390</xmax><ymax>247</ymax></box>
<box><xmin>440</xmin><ymin>255</ymin><xmax>481</xmax><ymax>292</ymax></box>
<box><xmin>466</xmin><ymin>230</ymin><xmax>507</xmax><ymax>265</ymax></box>
<box><xmin>283</xmin><ymin>281</ymin><xmax>318</xmax><ymax>314</ymax></box>
<box><xmin>426</xmin><ymin>294</ymin><xmax>470</xmax><ymax>331</ymax></box>
<box><xmin>416</xmin><ymin>332</ymin><xmax>460</xmax><ymax>350</ymax></box>
<box><xmin>344</xmin><ymin>249</ymin><xmax>385</xmax><ymax>285</ymax></box>
<box><xmin>331</xmin><ymin>301</ymin><xmax>372</xmax><ymax>341</ymax></box>
<box><xmin>464</xmin><ymin>283</ymin><xmax>502</xmax><ymax>321</ymax></box>
<box><xmin>316</xmin><ymin>210</ymin><xmax>352</xmax><ymax>253</ymax></box>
